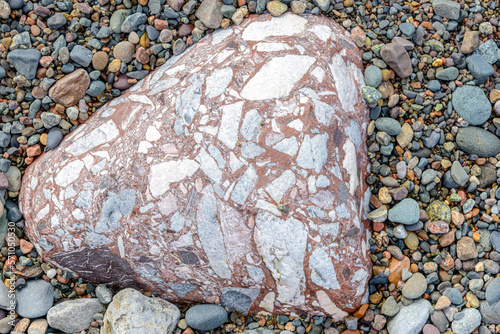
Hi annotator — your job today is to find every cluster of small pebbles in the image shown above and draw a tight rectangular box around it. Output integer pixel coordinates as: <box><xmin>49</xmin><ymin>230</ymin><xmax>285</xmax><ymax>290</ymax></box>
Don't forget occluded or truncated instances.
<box><xmin>0</xmin><ymin>0</ymin><xmax>499</xmax><ymax>332</ymax></box>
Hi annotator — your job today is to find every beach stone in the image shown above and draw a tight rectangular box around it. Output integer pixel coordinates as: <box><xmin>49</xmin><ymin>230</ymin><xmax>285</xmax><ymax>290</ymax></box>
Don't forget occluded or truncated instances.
<box><xmin>480</xmin><ymin>300</ymin><xmax>500</xmax><ymax>324</ymax></box>
<box><xmin>485</xmin><ymin>277</ymin><xmax>500</xmax><ymax>304</ymax></box>
<box><xmin>387</xmin><ymin>299</ymin><xmax>430</xmax><ymax>334</ymax></box>
<box><xmin>426</xmin><ymin>200</ymin><xmax>451</xmax><ymax>224</ymax></box>
<box><xmin>436</xmin><ymin>67</ymin><xmax>458</xmax><ymax>81</ymax></box>
<box><xmin>456</xmin><ymin>127</ymin><xmax>500</xmax><ymax>157</ymax></box>
<box><xmin>113</xmin><ymin>41</ymin><xmax>135</xmax><ymax>63</ymax></box>
<box><xmin>0</xmin><ymin>1</ymin><xmax>10</xmax><ymax>19</ymax></box>
<box><xmin>46</xmin><ymin>128</ymin><xmax>63</xmax><ymax>149</ymax></box>
<box><xmin>451</xmin><ymin>308</ymin><xmax>481</xmax><ymax>334</ymax></box>
<box><xmin>380</xmin><ymin>43</ymin><xmax>412</xmax><ymax>78</ymax></box>
<box><xmin>195</xmin><ymin>0</ymin><xmax>223</xmax><ymax>29</ymax></box>
<box><xmin>381</xmin><ymin>296</ymin><xmax>399</xmax><ymax>316</ymax></box>
<box><xmin>432</xmin><ymin>0</ymin><xmax>460</xmax><ymax>20</ymax></box>
<box><xmin>364</xmin><ymin>65</ymin><xmax>382</xmax><ymax>88</ymax></box>
<box><xmin>70</xmin><ymin>45</ymin><xmax>93</xmax><ymax>67</ymax></box>
<box><xmin>461</xmin><ymin>31</ymin><xmax>480</xmax><ymax>54</ymax></box>
<box><xmin>452</xmin><ymin>86</ymin><xmax>491</xmax><ymax>126</ymax></box>
<box><xmin>451</xmin><ymin>161</ymin><xmax>468</xmax><ymax>186</ymax></box>
<box><xmin>375</xmin><ymin>117</ymin><xmax>401</xmax><ymax>136</ymax></box>
<box><xmin>121</xmin><ymin>13</ymin><xmax>147</xmax><ymax>33</ymax></box>
<box><xmin>102</xmin><ymin>288</ymin><xmax>180</xmax><ymax>334</ymax></box>
<box><xmin>388</xmin><ymin>198</ymin><xmax>420</xmax><ymax>225</ymax></box>
<box><xmin>27</xmin><ymin>319</ymin><xmax>48</xmax><ymax>334</ymax></box>
<box><xmin>20</xmin><ymin>13</ymin><xmax>371</xmax><ymax>316</ymax></box>
<box><xmin>185</xmin><ymin>304</ymin><xmax>228</xmax><ymax>331</ymax></box>
<box><xmin>48</xmin><ymin>69</ymin><xmax>90</xmax><ymax>107</ymax></box>
<box><xmin>467</xmin><ymin>54</ymin><xmax>495</xmax><ymax>79</ymax></box>
<box><xmin>491</xmin><ymin>231</ymin><xmax>500</xmax><ymax>252</ymax></box>
<box><xmin>6</xmin><ymin>49</ymin><xmax>41</xmax><ymax>80</ymax></box>
<box><xmin>16</xmin><ymin>280</ymin><xmax>54</xmax><ymax>318</ymax></box>
<box><xmin>96</xmin><ymin>285</ymin><xmax>113</xmax><ymax>304</ymax></box>
<box><xmin>47</xmin><ymin>298</ymin><xmax>105</xmax><ymax>333</ymax></box>
<box><xmin>402</xmin><ymin>272</ymin><xmax>427</xmax><ymax>299</ymax></box>
<box><xmin>457</xmin><ymin>237</ymin><xmax>478</xmax><ymax>261</ymax></box>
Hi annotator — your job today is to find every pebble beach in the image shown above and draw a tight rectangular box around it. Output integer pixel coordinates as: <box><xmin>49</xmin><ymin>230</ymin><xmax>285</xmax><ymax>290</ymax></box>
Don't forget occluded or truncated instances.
<box><xmin>0</xmin><ymin>0</ymin><xmax>500</xmax><ymax>333</ymax></box>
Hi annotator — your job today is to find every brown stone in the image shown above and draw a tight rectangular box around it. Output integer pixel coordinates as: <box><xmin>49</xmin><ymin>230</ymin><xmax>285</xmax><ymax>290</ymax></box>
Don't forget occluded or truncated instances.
<box><xmin>387</xmin><ymin>256</ymin><xmax>410</xmax><ymax>285</ymax></box>
<box><xmin>178</xmin><ymin>23</ymin><xmax>194</xmax><ymax>37</ymax></box>
<box><xmin>457</xmin><ymin>237</ymin><xmax>478</xmax><ymax>261</ymax></box>
<box><xmin>439</xmin><ymin>229</ymin><xmax>455</xmax><ymax>247</ymax></box>
<box><xmin>92</xmin><ymin>51</ymin><xmax>109</xmax><ymax>71</ymax></box>
<box><xmin>113</xmin><ymin>41</ymin><xmax>135</xmax><ymax>63</ymax></box>
<box><xmin>167</xmin><ymin>0</ymin><xmax>184</xmax><ymax>10</ymax></box>
<box><xmin>380</xmin><ymin>42</ymin><xmax>412</xmax><ymax>78</ymax></box>
<box><xmin>461</xmin><ymin>31</ymin><xmax>480</xmax><ymax>54</ymax></box>
<box><xmin>135</xmin><ymin>47</ymin><xmax>150</xmax><ymax>64</ymax></box>
<box><xmin>48</xmin><ymin>69</ymin><xmax>90</xmax><ymax>107</ymax></box>
<box><xmin>21</xmin><ymin>14</ymin><xmax>370</xmax><ymax>317</ymax></box>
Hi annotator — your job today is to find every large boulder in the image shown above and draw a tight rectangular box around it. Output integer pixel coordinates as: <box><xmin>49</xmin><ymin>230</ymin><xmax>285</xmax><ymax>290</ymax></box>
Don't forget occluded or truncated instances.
<box><xmin>20</xmin><ymin>13</ymin><xmax>371</xmax><ymax>316</ymax></box>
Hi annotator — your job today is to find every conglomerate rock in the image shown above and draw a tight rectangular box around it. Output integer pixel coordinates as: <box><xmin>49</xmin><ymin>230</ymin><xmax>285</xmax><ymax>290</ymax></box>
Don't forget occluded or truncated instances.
<box><xmin>20</xmin><ymin>13</ymin><xmax>371</xmax><ymax>317</ymax></box>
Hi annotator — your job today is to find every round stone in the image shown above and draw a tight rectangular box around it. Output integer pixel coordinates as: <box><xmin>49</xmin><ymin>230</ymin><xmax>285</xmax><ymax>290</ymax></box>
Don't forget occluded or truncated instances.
<box><xmin>361</xmin><ymin>86</ymin><xmax>382</xmax><ymax>103</ymax></box>
<box><xmin>16</xmin><ymin>280</ymin><xmax>54</xmax><ymax>318</ymax></box>
<box><xmin>402</xmin><ymin>272</ymin><xmax>427</xmax><ymax>299</ymax></box>
<box><xmin>113</xmin><ymin>41</ymin><xmax>135</xmax><ymax>63</ymax></box>
<box><xmin>452</xmin><ymin>85</ymin><xmax>491</xmax><ymax>125</ymax></box>
<box><xmin>92</xmin><ymin>51</ymin><xmax>109</xmax><ymax>71</ymax></box>
<box><xmin>364</xmin><ymin>65</ymin><xmax>383</xmax><ymax>88</ymax></box>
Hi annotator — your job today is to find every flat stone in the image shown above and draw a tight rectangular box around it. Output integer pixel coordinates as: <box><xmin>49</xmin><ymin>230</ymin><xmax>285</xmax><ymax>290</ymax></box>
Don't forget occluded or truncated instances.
<box><xmin>402</xmin><ymin>272</ymin><xmax>427</xmax><ymax>299</ymax></box>
<box><xmin>6</xmin><ymin>49</ymin><xmax>41</xmax><ymax>80</ymax></box>
<box><xmin>102</xmin><ymin>288</ymin><xmax>180</xmax><ymax>334</ymax></box>
<box><xmin>436</xmin><ymin>67</ymin><xmax>458</xmax><ymax>81</ymax></box>
<box><xmin>185</xmin><ymin>304</ymin><xmax>228</xmax><ymax>331</ymax></box>
<box><xmin>451</xmin><ymin>308</ymin><xmax>481</xmax><ymax>334</ymax></box>
<box><xmin>456</xmin><ymin>127</ymin><xmax>500</xmax><ymax>157</ymax></box>
<box><xmin>467</xmin><ymin>54</ymin><xmax>495</xmax><ymax>79</ymax></box>
<box><xmin>48</xmin><ymin>69</ymin><xmax>90</xmax><ymax>107</ymax></box>
<box><xmin>486</xmin><ymin>276</ymin><xmax>500</xmax><ymax>304</ymax></box>
<box><xmin>121</xmin><ymin>13</ymin><xmax>147</xmax><ymax>33</ymax></box>
<box><xmin>20</xmin><ymin>13</ymin><xmax>371</xmax><ymax>316</ymax></box>
<box><xmin>195</xmin><ymin>0</ymin><xmax>223</xmax><ymax>29</ymax></box>
<box><xmin>480</xmin><ymin>300</ymin><xmax>500</xmax><ymax>324</ymax></box>
<box><xmin>375</xmin><ymin>117</ymin><xmax>401</xmax><ymax>136</ymax></box>
<box><xmin>16</xmin><ymin>280</ymin><xmax>54</xmax><ymax>318</ymax></box>
<box><xmin>388</xmin><ymin>198</ymin><xmax>420</xmax><ymax>225</ymax></box>
<box><xmin>452</xmin><ymin>86</ymin><xmax>491</xmax><ymax>126</ymax></box>
<box><xmin>380</xmin><ymin>43</ymin><xmax>412</xmax><ymax>78</ymax></box>
<box><xmin>387</xmin><ymin>299</ymin><xmax>430</xmax><ymax>334</ymax></box>
<box><xmin>432</xmin><ymin>0</ymin><xmax>460</xmax><ymax>20</ymax></box>
<box><xmin>457</xmin><ymin>237</ymin><xmax>478</xmax><ymax>261</ymax></box>
<box><xmin>451</xmin><ymin>161</ymin><xmax>468</xmax><ymax>186</ymax></box>
<box><xmin>70</xmin><ymin>45</ymin><xmax>93</xmax><ymax>67</ymax></box>
<box><xmin>47</xmin><ymin>299</ymin><xmax>105</xmax><ymax>333</ymax></box>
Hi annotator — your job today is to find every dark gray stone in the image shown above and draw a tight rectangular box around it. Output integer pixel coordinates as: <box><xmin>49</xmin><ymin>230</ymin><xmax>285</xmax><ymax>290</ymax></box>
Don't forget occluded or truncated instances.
<box><xmin>467</xmin><ymin>54</ymin><xmax>495</xmax><ymax>79</ymax></box>
<box><xmin>47</xmin><ymin>13</ymin><xmax>66</xmax><ymax>29</ymax></box>
<box><xmin>121</xmin><ymin>13</ymin><xmax>147</xmax><ymax>33</ymax></box>
<box><xmin>70</xmin><ymin>45</ymin><xmax>93</xmax><ymax>67</ymax></box>
<box><xmin>46</xmin><ymin>128</ymin><xmax>63</xmax><ymax>149</ymax></box>
<box><xmin>456</xmin><ymin>127</ymin><xmax>500</xmax><ymax>157</ymax></box>
<box><xmin>6</xmin><ymin>49</ymin><xmax>41</xmax><ymax>80</ymax></box>
<box><xmin>375</xmin><ymin>117</ymin><xmax>401</xmax><ymax>136</ymax></box>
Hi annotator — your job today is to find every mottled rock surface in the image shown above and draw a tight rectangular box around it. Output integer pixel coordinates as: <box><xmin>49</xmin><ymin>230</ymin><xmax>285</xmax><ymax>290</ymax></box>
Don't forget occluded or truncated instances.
<box><xmin>20</xmin><ymin>13</ymin><xmax>371</xmax><ymax>316</ymax></box>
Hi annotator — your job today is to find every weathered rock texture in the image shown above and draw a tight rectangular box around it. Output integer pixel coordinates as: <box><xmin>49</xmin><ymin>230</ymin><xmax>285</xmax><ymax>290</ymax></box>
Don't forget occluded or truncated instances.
<box><xmin>20</xmin><ymin>13</ymin><xmax>371</xmax><ymax>317</ymax></box>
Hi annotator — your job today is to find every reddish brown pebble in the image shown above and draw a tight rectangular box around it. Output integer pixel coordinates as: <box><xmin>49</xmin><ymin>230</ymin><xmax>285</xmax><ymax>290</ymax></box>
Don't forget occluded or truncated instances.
<box><xmin>20</xmin><ymin>239</ymin><xmax>34</xmax><ymax>254</ymax></box>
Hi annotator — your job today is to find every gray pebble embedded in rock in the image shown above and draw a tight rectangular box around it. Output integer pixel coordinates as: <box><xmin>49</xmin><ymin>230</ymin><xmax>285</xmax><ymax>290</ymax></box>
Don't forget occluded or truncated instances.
<box><xmin>185</xmin><ymin>304</ymin><xmax>228</xmax><ymax>331</ymax></box>
<box><xmin>388</xmin><ymin>198</ymin><xmax>420</xmax><ymax>225</ymax></box>
<box><xmin>16</xmin><ymin>280</ymin><xmax>54</xmax><ymax>318</ymax></box>
<box><xmin>375</xmin><ymin>117</ymin><xmax>401</xmax><ymax>136</ymax></box>
<box><xmin>456</xmin><ymin>127</ymin><xmax>500</xmax><ymax>158</ymax></box>
<box><xmin>387</xmin><ymin>299</ymin><xmax>430</xmax><ymax>334</ymax></box>
<box><xmin>47</xmin><ymin>298</ymin><xmax>105</xmax><ymax>333</ymax></box>
<box><xmin>70</xmin><ymin>45</ymin><xmax>93</xmax><ymax>67</ymax></box>
<box><xmin>6</xmin><ymin>49</ymin><xmax>41</xmax><ymax>80</ymax></box>
<box><xmin>451</xmin><ymin>308</ymin><xmax>481</xmax><ymax>334</ymax></box>
<box><xmin>452</xmin><ymin>86</ymin><xmax>491</xmax><ymax>126</ymax></box>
